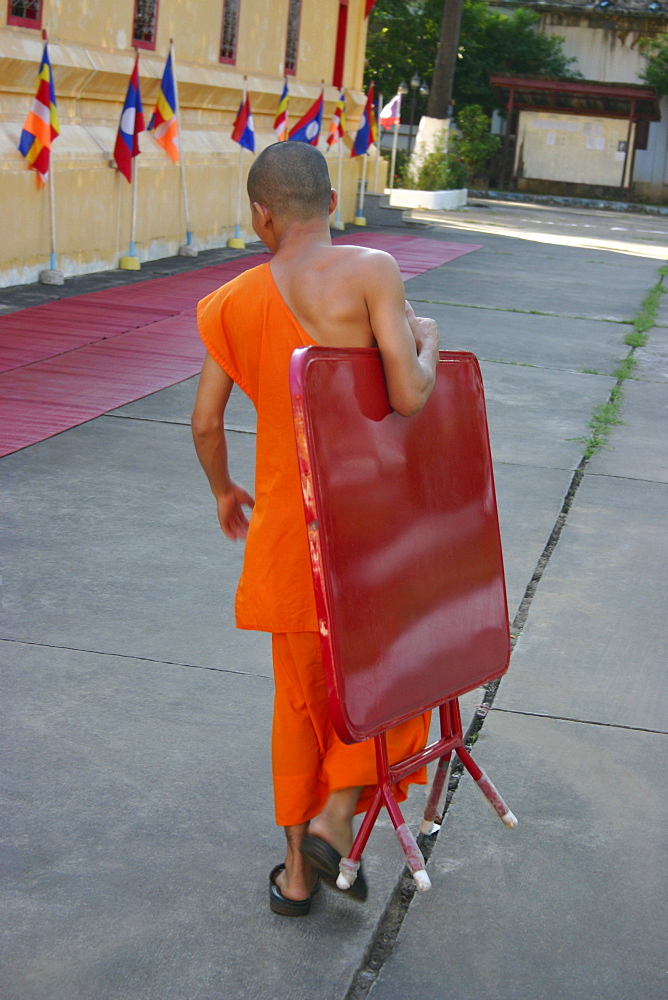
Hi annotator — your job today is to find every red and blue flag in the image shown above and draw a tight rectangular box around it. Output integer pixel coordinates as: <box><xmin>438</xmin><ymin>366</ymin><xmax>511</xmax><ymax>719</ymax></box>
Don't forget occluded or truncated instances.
<box><xmin>18</xmin><ymin>41</ymin><xmax>60</xmax><ymax>187</ymax></box>
<box><xmin>148</xmin><ymin>50</ymin><xmax>179</xmax><ymax>163</ymax></box>
<box><xmin>288</xmin><ymin>91</ymin><xmax>323</xmax><ymax>146</ymax></box>
<box><xmin>232</xmin><ymin>92</ymin><xmax>255</xmax><ymax>152</ymax></box>
<box><xmin>379</xmin><ymin>93</ymin><xmax>401</xmax><ymax>129</ymax></box>
<box><xmin>351</xmin><ymin>83</ymin><xmax>377</xmax><ymax>157</ymax></box>
<box><xmin>114</xmin><ymin>54</ymin><xmax>145</xmax><ymax>182</ymax></box>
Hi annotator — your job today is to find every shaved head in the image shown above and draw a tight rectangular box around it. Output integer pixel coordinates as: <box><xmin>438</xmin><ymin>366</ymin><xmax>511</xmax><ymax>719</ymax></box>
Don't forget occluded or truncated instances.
<box><xmin>247</xmin><ymin>142</ymin><xmax>332</xmax><ymax>221</ymax></box>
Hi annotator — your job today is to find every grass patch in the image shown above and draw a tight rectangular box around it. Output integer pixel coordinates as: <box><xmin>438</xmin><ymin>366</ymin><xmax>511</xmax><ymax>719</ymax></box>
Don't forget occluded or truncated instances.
<box><xmin>580</xmin><ymin>262</ymin><xmax>665</xmax><ymax>460</ymax></box>
<box><xmin>613</xmin><ymin>354</ymin><xmax>637</xmax><ymax>380</ymax></box>
<box><xmin>582</xmin><ymin>390</ymin><xmax>624</xmax><ymax>460</ymax></box>
<box><xmin>625</xmin><ymin>270</ymin><xmax>667</xmax><ymax>346</ymax></box>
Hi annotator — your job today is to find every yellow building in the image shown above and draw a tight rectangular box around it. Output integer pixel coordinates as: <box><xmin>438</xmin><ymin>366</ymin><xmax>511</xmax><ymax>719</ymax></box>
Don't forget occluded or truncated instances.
<box><xmin>1</xmin><ymin>0</ymin><xmax>382</xmax><ymax>286</ymax></box>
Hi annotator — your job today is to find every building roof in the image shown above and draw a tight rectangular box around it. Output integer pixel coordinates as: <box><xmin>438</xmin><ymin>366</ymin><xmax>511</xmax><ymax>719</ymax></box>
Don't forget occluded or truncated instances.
<box><xmin>490</xmin><ymin>75</ymin><xmax>662</xmax><ymax>120</ymax></box>
<box><xmin>494</xmin><ymin>0</ymin><xmax>667</xmax><ymax>18</ymax></box>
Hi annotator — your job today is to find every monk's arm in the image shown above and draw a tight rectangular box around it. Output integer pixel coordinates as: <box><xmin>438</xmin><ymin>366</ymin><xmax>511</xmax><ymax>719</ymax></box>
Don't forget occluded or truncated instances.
<box><xmin>365</xmin><ymin>254</ymin><xmax>439</xmax><ymax>416</ymax></box>
<box><xmin>191</xmin><ymin>351</ymin><xmax>254</xmax><ymax>541</ymax></box>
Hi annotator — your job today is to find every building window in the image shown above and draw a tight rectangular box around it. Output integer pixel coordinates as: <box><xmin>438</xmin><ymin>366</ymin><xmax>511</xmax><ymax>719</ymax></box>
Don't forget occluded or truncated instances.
<box><xmin>220</xmin><ymin>0</ymin><xmax>239</xmax><ymax>64</ymax></box>
<box><xmin>7</xmin><ymin>0</ymin><xmax>42</xmax><ymax>28</ymax></box>
<box><xmin>132</xmin><ymin>0</ymin><xmax>158</xmax><ymax>50</ymax></box>
<box><xmin>285</xmin><ymin>0</ymin><xmax>301</xmax><ymax>76</ymax></box>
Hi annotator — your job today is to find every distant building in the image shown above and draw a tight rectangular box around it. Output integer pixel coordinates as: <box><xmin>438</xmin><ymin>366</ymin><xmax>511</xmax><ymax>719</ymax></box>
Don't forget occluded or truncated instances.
<box><xmin>0</xmin><ymin>1</ymin><xmax>377</xmax><ymax>286</ymax></box>
<box><xmin>490</xmin><ymin>0</ymin><xmax>668</xmax><ymax>201</ymax></box>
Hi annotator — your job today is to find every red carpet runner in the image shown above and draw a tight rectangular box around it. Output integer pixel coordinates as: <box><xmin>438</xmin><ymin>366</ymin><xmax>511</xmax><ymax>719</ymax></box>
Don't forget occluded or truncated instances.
<box><xmin>0</xmin><ymin>236</ymin><xmax>481</xmax><ymax>456</ymax></box>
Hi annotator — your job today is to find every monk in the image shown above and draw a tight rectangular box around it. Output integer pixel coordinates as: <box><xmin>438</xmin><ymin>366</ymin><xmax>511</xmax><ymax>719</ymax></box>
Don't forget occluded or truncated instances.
<box><xmin>192</xmin><ymin>141</ymin><xmax>439</xmax><ymax>916</ymax></box>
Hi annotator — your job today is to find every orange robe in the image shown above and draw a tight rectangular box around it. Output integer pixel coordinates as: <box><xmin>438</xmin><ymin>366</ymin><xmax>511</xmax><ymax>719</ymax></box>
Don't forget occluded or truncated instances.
<box><xmin>197</xmin><ymin>263</ymin><xmax>429</xmax><ymax>826</ymax></box>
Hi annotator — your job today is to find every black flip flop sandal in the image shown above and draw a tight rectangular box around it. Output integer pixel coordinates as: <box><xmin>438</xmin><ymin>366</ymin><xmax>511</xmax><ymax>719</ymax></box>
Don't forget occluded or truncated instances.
<box><xmin>269</xmin><ymin>863</ymin><xmax>320</xmax><ymax>917</ymax></box>
<box><xmin>300</xmin><ymin>834</ymin><xmax>368</xmax><ymax>902</ymax></box>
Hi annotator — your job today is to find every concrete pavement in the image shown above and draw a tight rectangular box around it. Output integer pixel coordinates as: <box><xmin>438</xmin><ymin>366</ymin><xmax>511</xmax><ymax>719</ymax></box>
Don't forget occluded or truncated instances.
<box><xmin>2</xmin><ymin>203</ymin><xmax>667</xmax><ymax>1000</ymax></box>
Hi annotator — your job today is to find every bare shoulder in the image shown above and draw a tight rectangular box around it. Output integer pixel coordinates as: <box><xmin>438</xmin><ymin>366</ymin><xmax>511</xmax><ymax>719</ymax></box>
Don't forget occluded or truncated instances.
<box><xmin>332</xmin><ymin>244</ymin><xmax>400</xmax><ymax>271</ymax></box>
<box><xmin>328</xmin><ymin>245</ymin><xmax>403</xmax><ymax>291</ymax></box>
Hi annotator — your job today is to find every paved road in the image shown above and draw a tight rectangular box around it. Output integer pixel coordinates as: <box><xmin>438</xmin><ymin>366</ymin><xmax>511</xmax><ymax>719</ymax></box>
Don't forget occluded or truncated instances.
<box><xmin>413</xmin><ymin>196</ymin><xmax>668</xmax><ymax>258</ymax></box>
<box><xmin>2</xmin><ymin>204</ymin><xmax>667</xmax><ymax>1000</ymax></box>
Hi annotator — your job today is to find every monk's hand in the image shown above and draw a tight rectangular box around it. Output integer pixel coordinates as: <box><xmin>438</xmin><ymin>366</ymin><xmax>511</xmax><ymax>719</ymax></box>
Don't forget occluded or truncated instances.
<box><xmin>405</xmin><ymin>300</ymin><xmax>439</xmax><ymax>353</ymax></box>
<box><xmin>216</xmin><ymin>482</ymin><xmax>255</xmax><ymax>541</ymax></box>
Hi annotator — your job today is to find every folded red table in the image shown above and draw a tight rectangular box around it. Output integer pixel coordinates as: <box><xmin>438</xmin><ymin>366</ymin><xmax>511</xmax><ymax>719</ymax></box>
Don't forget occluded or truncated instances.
<box><xmin>290</xmin><ymin>348</ymin><xmax>517</xmax><ymax>892</ymax></box>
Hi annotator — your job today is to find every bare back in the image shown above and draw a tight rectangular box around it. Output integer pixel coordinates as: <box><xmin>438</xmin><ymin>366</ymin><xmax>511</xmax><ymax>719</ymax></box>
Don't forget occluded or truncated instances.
<box><xmin>269</xmin><ymin>244</ymin><xmax>400</xmax><ymax>349</ymax></box>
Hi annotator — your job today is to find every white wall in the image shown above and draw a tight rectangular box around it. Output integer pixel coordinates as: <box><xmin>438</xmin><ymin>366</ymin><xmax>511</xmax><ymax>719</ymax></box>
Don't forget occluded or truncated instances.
<box><xmin>540</xmin><ymin>19</ymin><xmax>649</xmax><ymax>84</ymax></box>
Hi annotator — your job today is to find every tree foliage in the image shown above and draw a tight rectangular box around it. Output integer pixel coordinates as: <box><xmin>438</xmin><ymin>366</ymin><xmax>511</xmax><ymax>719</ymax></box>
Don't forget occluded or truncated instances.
<box><xmin>365</xmin><ymin>0</ymin><xmax>579</xmax><ymax>117</ymax></box>
<box><xmin>639</xmin><ymin>35</ymin><xmax>668</xmax><ymax>96</ymax></box>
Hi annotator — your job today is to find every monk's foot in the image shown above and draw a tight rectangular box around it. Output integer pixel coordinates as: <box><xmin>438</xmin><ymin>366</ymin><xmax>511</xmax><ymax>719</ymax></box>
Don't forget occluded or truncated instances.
<box><xmin>274</xmin><ymin>860</ymin><xmax>319</xmax><ymax>902</ymax></box>
<box><xmin>307</xmin><ymin>787</ymin><xmax>361</xmax><ymax>857</ymax></box>
<box><xmin>307</xmin><ymin>815</ymin><xmax>354</xmax><ymax>859</ymax></box>
<box><xmin>300</xmin><ymin>827</ymin><xmax>369</xmax><ymax>902</ymax></box>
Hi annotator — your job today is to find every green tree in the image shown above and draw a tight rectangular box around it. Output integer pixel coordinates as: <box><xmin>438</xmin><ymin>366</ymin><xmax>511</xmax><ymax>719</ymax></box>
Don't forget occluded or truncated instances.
<box><xmin>365</xmin><ymin>0</ymin><xmax>579</xmax><ymax>117</ymax></box>
<box><xmin>639</xmin><ymin>35</ymin><xmax>668</xmax><ymax>95</ymax></box>
<box><xmin>364</xmin><ymin>0</ymin><xmax>443</xmax><ymax>120</ymax></box>
<box><xmin>453</xmin><ymin>3</ymin><xmax>579</xmax><ymax>114</ymax></box>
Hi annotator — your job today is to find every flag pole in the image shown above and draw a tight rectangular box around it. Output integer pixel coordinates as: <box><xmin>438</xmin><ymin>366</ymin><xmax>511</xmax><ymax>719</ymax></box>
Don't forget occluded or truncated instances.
<box><xmin>38</xmin><ymin>28</ymin><xmax>64</xmax><ymax>286</ymax></box>
<box><xmin>228</xmin><ymin>76</ymin><xmax>247</xmax><ymax>250</ymax></box>
<box><xmin>282</xmin><ymin>73</ymin><xmax>288</xmax><ymax>140</ymax></box>
<box><xmin>118</xmin><ymin>155</ymin><xmax>141</xmax><ymax>269</ymax></box>
<box><xmin>332</xmin><ymin>136</ymin><xmax>344</xmax><ymax>230</ymax></box>
<box><xmin>119</xmin><ymin>156</ymin><xmax>141</xmax><ymax>268</ymax></box>
<box><xmin>354</xmin><ymin>152</ymin><xmax>368</xmax><ymax>226</ymax></box>
<box><xmin>389</xmin><ymin>114</ymin><xmax>400</xmax><ymax>193</ymax></box>
<box><xmin>229</xmin><ymin>143</ymin><xmax>245</xmax><ymax>248</ymax></box>
<box><xmin>48</xmin><ymin>162</ymin><xmax>57</xmax><ymax>271</ymax></box>
<box><xmin>373</xmin><ymin>92</ymin><xmax>382</xmax><ymax>192</ymax></box>
<box><xmin>120</xmin><ymin>49</ymin><xmax>141</xmax><ymax>270</ymax></box>
<box><xmin>171</xmin><ymin>39</ymin><xmax>197</xmax><ymax>257</ymax></box>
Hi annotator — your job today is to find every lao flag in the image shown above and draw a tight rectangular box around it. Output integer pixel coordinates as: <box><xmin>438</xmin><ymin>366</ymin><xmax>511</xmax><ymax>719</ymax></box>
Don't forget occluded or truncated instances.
<box><xmin>232</xmin><ymin>93</ymin><xmax>255</xmax><ymax>152</ymax></box>
<box><xmin>288</xmin><ymin>91</ymin><xmax>323</xmax><ymax>146</ymax></box>
<box><xmin>351</xmin><ymin>83</ymin><xmax>376</xmax><ymax>157</ymax></box>
<box><xmin>114</xmin><ymin>55</ymin><xmax>145</xmax><ymax>182</ymax></box>
<box><xmin>148</xmin><ymin>50</ymin><xmax>179</xmax><ymax>163</ymax></box>
<box><xmin>380</xmin><ymin>93</ymin><xmax>401</xmax><ymax>129</ymax></box>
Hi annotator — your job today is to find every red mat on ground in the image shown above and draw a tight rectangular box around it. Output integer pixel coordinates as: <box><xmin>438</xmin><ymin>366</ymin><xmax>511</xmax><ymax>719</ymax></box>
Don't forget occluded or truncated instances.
<box><xmin>0</xmin><ymin>236</ymin><xmax>481</xmax><ymax>456</ymax></box>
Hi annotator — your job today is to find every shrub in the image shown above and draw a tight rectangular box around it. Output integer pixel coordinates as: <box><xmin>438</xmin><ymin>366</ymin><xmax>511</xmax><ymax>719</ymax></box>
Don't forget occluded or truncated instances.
<box><xmin>450</xmin><ymin>105</ymin><xmax>501</xmax><ymax>184</ymax></box>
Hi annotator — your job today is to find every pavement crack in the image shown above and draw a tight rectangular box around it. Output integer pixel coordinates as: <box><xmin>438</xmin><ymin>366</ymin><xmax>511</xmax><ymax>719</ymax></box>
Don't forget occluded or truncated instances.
<box><xmin>0</xmin><ymin>637</ymin><xmax>271</xmax><ymax>680</ymax></box>
<box><xmin>487</xmin><ymin>707</ymin><xmax>667</xmax><ymax>736</ymax></box>
<box><xmin>345</xmin><ymin>265</ymin><xmax>665</xmax><ymax>1000</ymax></box>
<box><xmin>103</xmin><ymin>413</ymin><xmax>257</xmax><ymax>435</ymax></box>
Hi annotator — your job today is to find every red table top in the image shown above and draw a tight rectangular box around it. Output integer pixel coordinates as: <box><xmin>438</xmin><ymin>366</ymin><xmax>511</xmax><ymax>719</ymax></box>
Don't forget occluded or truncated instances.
<box><xmin>290</xmin><ymin>348</ymin><xmax>510</xmax><ymax>744</ymax></box>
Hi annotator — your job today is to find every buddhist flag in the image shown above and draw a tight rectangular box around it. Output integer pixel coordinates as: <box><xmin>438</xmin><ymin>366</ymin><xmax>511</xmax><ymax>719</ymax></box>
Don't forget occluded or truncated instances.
<box><xmin>288</xmin><ymin>91</ymin><xmax>323</xmax><ymax>146</ymax></box>
<box><xmin>379</xmin><ymin>93</ymin><xmax>401</xmax><ymax>129</ymax></box>
<box><xmin>365</xmin><ymin>0</ymin><xmax>378</xmax><ymax>15</ymax></box>
<box><xmin>232</xmin><ymin>92</ymin><xmax>255</xmax><ymax>152</ymax></box>
<box><xmin>148</xmin><ymin>50</ymin><xmax>179</xmax><ymax>163</ymax></box>
<box><xmin>274</xmin><ymin>80</ymin><xmax>289</xmax><ymax>141</ymax></box>
<box><xmin>18</xmin><ymin>41</ymin><xmax>60</xmax><ymax>188</ymax></box>
<box><xmin>351</xmin><ymin>83</ymin><xmax>377</xmax><ymax>157</ymax></box>
<box><xmin>326</xmin><ymin>91</ymin><xmax>346</xmax><ymax>147</ymax></box>
<box><xmin>114</xmin><ymin>54</ymin><xmax>145</xmax><ymax>182</ymax></box>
